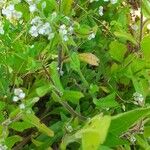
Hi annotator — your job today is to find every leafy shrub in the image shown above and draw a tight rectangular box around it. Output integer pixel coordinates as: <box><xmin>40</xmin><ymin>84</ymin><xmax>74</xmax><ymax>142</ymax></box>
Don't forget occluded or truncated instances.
<box><xmin>1</xmin><ymin>0</ymin><xmax>150</xmax><ymax>149</ymax></box>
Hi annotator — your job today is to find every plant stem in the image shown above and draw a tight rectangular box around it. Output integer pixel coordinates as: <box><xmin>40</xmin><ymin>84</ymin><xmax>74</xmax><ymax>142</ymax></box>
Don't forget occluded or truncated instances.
<box><xmin>139</xmin><ymin>0</ymin><xmax>143</xmax><ymax>49</ymax></box>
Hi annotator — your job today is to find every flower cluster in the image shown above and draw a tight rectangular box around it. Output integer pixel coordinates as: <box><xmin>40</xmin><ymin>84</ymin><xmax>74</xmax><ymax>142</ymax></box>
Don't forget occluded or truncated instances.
<box><xmin>59</xmin><ymin>24</ymin><xmax>74</xmax><ymax>41</ymax></box>
<box><xmin>29</xmin><ymin>16</ymin><xmax>54</xmax><ymax>39</ymax></box>
<box><xmin>13</xmin><ymin>88</ymin><xmax>25</xmax><ymax>102</ymax></box>
<box><xmin>133</xmin><ymin>92</ymin><xmax>144</xmax><ymax>106</ymax></box>
<box><xmin>2</xmin><ymin>4</ymin><xmax>22</xmax><ymax>22</ymax></box>
<box><xmin>13</xmin><ymin>88</ymin><xmax>26</xmax><ymax>109</ymax></box>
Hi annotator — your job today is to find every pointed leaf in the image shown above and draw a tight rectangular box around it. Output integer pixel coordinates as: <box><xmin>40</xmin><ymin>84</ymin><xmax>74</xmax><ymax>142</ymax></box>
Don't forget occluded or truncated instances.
<box><xmin>22</xmin><ymin>114</ymin><xmax>54</xmax><ymax>137</ymax></box>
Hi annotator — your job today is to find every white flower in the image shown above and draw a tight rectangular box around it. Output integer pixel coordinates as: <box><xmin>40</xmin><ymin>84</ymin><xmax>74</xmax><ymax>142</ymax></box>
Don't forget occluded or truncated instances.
<box><xmin>14</xmin><ymin>88</ymin><xmax>23</xmax><ymax>96</ymax></box>
<box><xmin>29</xmin><ymin>4</ymin><xmax>37</xmax><ymax>12</ymax></box>
<box><xmin>38</xmin><ymin>22</ymin><xmax>52</xmax><ymax>35</ymax></box>
<box><xmin>30</xmin><ymin>16</ymin><xmax>54</xmax><ymax>39</ymax></box>
<box><xmin>110</xmin><ymin>0</ymin><xmax>117</xmax><ymax>4</ymax></box>
<box><xmin>88</xmin><ymin>33</ymin><xmax>96</xmax><ymax>40</ymax></box>
<box><xmin>2</xmin><ymin>4</ymin><xmax>22</xmax><ymax>21</ymax></box>
<box><xmin>133</xmin><ymin>92</ymin><xmax>144</xmax><ymax>105</ymax></box>
<box><xmin>99</xmin><ymin>6</ymin><xmax>103</xmax><ymax>16</ymax></box>
<box><xmin>133</xmin><ymin>92</ymin><xmax>144</xmax><ymax>101</ymax></box>
<box><xmin>13</xmin><ymin>88</ymin><xmax>26</xmax><ymax>101</ymax></box>
<box><xmin>18</xmin><ymin>92</ymin><xmax>26</xmax><ymax>99</ymax></box>
<box><xmin>13</xmin><ymin>96</ymin><xmax>19</xmax><ymax>102</ymax></box>
<box><xmin>29</xmin><ymin>25</ymin><xmax>39</xmax><ymax>37</ymax></box>
<box><xmin>59</xmin><ymin>24</ymin><xmax>69</xmax><ymax>41</ymax></box>
<box><xmin>31</xmin><ymin>16</ymin><xmax>42</xmax><ymax>25</ymax></box>
<box><xmin>19</xmin><ymin>103</ymin><xmax>25</xmax><ymax>109</ymax></box>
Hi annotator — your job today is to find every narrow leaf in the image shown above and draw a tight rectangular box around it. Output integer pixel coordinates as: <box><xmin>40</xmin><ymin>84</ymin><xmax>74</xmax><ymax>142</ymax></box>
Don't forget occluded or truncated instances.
<box><xmin>22</xmin><ymin>114</ymin><xmax>54</xmax><ymax>137</ymax></box>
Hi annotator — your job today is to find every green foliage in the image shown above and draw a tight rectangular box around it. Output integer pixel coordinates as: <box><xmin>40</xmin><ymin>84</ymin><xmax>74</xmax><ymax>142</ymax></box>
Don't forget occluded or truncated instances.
<box><xmin>109</xmin><ymin>41</ymin><xmax>127</xmax><ymax>62</ymax></box>
<box><xmin>1</xmin><ymin>0</ymin><xmax>150</xmax><ymax>150</ymax></box>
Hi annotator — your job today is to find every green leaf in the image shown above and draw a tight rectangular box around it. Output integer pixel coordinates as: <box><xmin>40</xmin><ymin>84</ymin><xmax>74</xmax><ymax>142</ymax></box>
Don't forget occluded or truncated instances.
<box><xmin>144</xmin><ymin>126</ymin><xmax>150</xmax><ymax>138</ymax></box>
<box><xmin>114</xmin><ymin>31</ymin><xmax>138</xmax><ymax>45</ymax></box>
<box><xmin>5</xmin><ymin>135</ymin><xmax>22</xmax><ymax>149</ymax></box>
<box><xmin>62</xmin><ymin>90</ymin><xmax>84</xmax><ymax>104</ymax></box>
<box><xmin>60</xmin><ymin>115</ymin><xmax>111</xmax><ymax>150</ymax></box>
<box><xmin>93</xmin><ymin>93</ymin><xmax>119</xmax><ymax>108</ymax></box>
<box><xmin>109</xmin><ymin>41</ymin><xmax>127</xmax><ymax>62</ymax></box>
<box><xmin>49</xmin><ymin>62</ymin><xmax>64</xmax><ymax>93</ymax></box>
<box><xmin>61</xmin><ymin>0</ymin><xmax>73</xmax><ymax>15</ymax></box>
<box><xmin>141</xmin><ymin>35</ymin><xmax>150</xmax><ymax>60</ymax></box>
<box><xmin>36</xmin><ymin>85</ymin><xmax>52</xmax><ymax>97</ymax></box>
<box><xmin>81</xmin><ymin>115</ymin><xmax>111</xmax><ymax>150</ymax></box>
<box><xmin>105</xmin><ymin>107</ymin><xmax>150</xmax><ymax>146</ymax></box>
<box><xmin>104</xmin><ymin>132</ymin><xmax>128</xmax><ymax>147</ymax></box>
<box><xmin>9</xmin><ymin>121</ymin><xmax>34</xmax><ymax>132</ymax></box>
<box><xmin>70</xmin><ymin>52</ymin><xmax>80</xmax><ymax>72</ymax></box>
<box><xmin>111</xmin><ymin>107</ymin><xmax>150</xmax><ymax>135</ymax></box>
<box><xmin>22</xmin><ymin>113</ymin><xmax>54</xmax><ymax>137</ymax></box>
